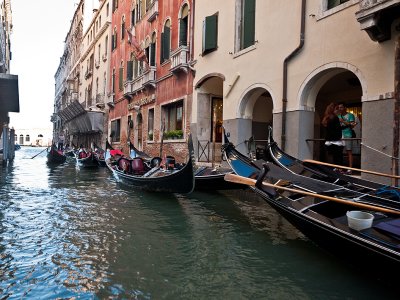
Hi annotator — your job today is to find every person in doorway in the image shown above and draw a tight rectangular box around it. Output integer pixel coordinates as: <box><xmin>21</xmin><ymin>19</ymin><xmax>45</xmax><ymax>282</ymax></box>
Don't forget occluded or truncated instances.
<box><xmin>322</xmin><ymin>103</ymin><xmax>344</xmax><ymax>169</ymax></box>
<box><xmin>58</xmin><ymin>132</ymin><xmax>65</xmax><ymax>151</ymax></box>
<box><xmin>337</xmin><ymin>102</ymin><xmax>357</xmax><ymax>174</ymax></box>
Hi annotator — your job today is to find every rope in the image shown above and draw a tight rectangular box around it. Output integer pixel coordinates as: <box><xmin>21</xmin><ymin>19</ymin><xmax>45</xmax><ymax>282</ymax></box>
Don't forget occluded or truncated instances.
<box><xmin>361</xmin><ymin>143</ymin><xmax>400</xmax><ymax>160</ymax></box>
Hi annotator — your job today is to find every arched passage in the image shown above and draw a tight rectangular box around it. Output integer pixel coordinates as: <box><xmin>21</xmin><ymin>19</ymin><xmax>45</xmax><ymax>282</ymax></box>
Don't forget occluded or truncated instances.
<box><xmin>238</xmin><ymin>85</ymin><xmax>274</xmax><ymax>158</ymax></box>
<box><xmin>297</xmin><ymin>64</ymin><xmax>364</xmax><ymax>166</ymax></box>
<box><xmin>194</xmin><ymin>75</ymin><xmax>224</xmax><ymax>163</ymax></box>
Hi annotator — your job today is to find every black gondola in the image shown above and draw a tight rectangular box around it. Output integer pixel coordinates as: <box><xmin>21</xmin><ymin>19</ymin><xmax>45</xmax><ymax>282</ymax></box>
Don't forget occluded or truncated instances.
<box><xmin>222</xmin><ymin>135</ymin><xmax>400</xmax><ymax>278</ymax></box>
<box><xmin>76</xmin><ymin>148</ymin><xmax>99</xmax><ymax>168</ymax></box>
<box><xmin>264</xmin><ymin>126</ymin><xmax>400</xmax><ymax>201</ymax></box>
<box><xmin>193</xmin><ymin>166</ymin><xmax>243</xmax><ymax>191</ymax></box>
<box><xmin>93</xmin><ymin>143</ymin><xmax>106</xmax><ymax>167</ymax></box>
<box><xmin>105</xmin><ymin>135</ymin><xmax>195</xmax><ymax>194</ymax></box>
<box><xmin>128</xmin><ymin>138</ymin><xmax>241</xmax><ymax>191</ymax></box>
<box><xmin>47</xmin><ymin>144</ymin><xmax>67</xmax><ymax>164</ymax></box>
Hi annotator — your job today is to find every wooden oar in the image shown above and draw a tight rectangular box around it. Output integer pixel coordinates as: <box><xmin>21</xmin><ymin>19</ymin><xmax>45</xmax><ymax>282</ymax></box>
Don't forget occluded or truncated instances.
<box><xmin>224</xmin><ymin>173</ymin><xmax>400</xmax><ymax>215</ymax></box>
<box><xmin>303</xmin><ymin>159</ymin><xmax>400</xmax><ymax>180</ymax></box>
<box><xmin>30</xmin><ymin>146</ymin><xmax>49</xmax><ymax>159</ymax></box>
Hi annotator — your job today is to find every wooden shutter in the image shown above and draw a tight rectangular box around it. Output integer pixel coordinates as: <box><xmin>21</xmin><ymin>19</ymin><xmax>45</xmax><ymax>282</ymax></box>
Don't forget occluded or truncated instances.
<box><xmin>119</xmin><ymin>67</ymin><xmax>123</xmax><ymax>91</ymax></box>
<box><xmin>164</xmin><ymin>26</ymin><xmax>170</xmax><ymax>60</ymax></box>
<box><xmin>127</xmin><ymin>61</ymin><xmax>133</xmax><ymax>80</ymax></box>
<box><xmin>242</xmin><ymin>0</ymin><xmax>255</xmax><ymax>49</ymax></box>
<box><xmin>179</xmin><ymin>17</ymin><xmax>188</xmax><ymax>46</ymax></box>
<box><xmin>203</xmin><ymin>14</ymin><xmax>218</xmax><ymax>54</ymax></box>
<box><xmin>150</xmin><ymin>42</ymin><xmax>156</xmax><ymax>66</ymax></box>
<box><xmin>160</xmin><ymin>32</ymin><xmax>164</xmax><ymax>63</ymax></box>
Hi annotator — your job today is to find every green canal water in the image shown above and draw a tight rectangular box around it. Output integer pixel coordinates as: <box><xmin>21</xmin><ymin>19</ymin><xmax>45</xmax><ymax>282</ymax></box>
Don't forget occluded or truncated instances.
<box><xmin>0</xmin><ymin>147</ymin><xmax>398</xmax><ymax>299</ymax></box>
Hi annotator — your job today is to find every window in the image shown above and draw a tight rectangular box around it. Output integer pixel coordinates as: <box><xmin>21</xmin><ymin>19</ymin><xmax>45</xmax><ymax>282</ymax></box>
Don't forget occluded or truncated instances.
<box><xmin>112</xmin><ymin>28</ymin><xmax>118</xmax><ymax>51</ymax></box>
<box><xmin>148</xmin><ymin>108</ymin><xmax>154</xmax><ymax>140</ymax></box>
<box><xmin>127</xmin><ymin>60</ymin><xmax>133</xmax><ymax>80</ymax></box>
<box><xmin>202</xmin><ymin>13</ymin><xmax>218</xmax><ymax>55</ymax></box>
<box><xmin>110</xmin><ymin>119</ymin><xmax>121</xmax><ymax>142</ymax></box>
<box><xmin>119</xmin><ymin>64</ymin><xmax>124</xmax><ymax>91</ymax></box>
<box><xmin>19</xmin><ymin>134</ymin><xmax>23</xmax><ymax>145</ymax></box>
<box><xmin>121</xmin><ymin>16</ymin><xmax>125</xmax><ymax>40</ymax></box>
<box><xmin>179</xmin><ymin>5</ymin><xmax>189</xmax><ymax>46</ymax></box>
<box><xmin>112</xmin><ymin>68</ymin><xmax>116</xmax><ymax>94</ymax></box>
<box><xmin>131</xmin><ymin>8</ymin><xmax>136</xmax><ymax>26</ymax></box>
<box><xmin>162</xmin><ymin>100</ymin><xmax>184</xmax><ymax>136</ymax></box>
<box><xmin>161</xmin><ymin>20</ymin><xmax>171</xmax><ymax>63</ymax></box>
<box><xmin>150</xmin><ymin>32</ymin><xmax>156</xmax><ymax>66</ymax></box>
<box><xmin>112</xmin><ymin>0</ymin><xmax>118</xmax><ymax>12</ymax></box>
<box><xmin>25</xmin><ymin>135</ymin><xmax>30</xmax><ymax>142</ymax></box>
<box><xmin>105</xmin><ymin>35</ymin><xmax>109</xmax><ymax>55</ymax></box>
<box><xmin>239</xmin><ymin>0</ymin><xmax>256</xmax><ymax>51</ymax></box>
<box><xmin>327</xmin><ymin>0</ymin><xmax>349</xmax><ymax>9</ymax></box>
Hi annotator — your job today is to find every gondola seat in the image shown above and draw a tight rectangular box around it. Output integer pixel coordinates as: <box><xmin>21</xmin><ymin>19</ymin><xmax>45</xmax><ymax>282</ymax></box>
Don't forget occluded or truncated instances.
<box><xmin>118</xmin><ymin>157</ymin><xmax>132</xmax><ymax>173</ymax></box>
<box><xmin>131</xmin><ymin>157</ymin><xmax>147</xmax><ymax>175</ymax></box>
<box><xmin>79</xmin><ymin>151</ymin><xmax>87</xmax><ymax>159</ymax></box>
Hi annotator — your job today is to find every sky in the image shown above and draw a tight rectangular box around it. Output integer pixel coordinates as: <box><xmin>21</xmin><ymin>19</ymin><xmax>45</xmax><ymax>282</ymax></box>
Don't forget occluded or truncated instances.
<box><xmin>9</xmin><ymin>0</ymin><xmax>78</xmax><ymax>130</ymax></box>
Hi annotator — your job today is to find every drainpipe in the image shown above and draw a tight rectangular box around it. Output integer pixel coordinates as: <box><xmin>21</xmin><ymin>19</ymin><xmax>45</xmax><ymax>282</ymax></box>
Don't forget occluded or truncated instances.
<box><xmin>393</xmin><ymin>35</ymin><xmax>400</xmax><ymax>186</ymax></box>
<box><xmin>281</xmin><ymin>0</ymin><xmax>306</xmax><ymax>151</ymax></box>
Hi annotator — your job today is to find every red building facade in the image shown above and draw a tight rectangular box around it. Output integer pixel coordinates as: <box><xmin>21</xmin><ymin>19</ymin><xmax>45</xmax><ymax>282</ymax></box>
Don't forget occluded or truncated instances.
<box><xmin>108</xmin><ymin>0</ymin><xmax>194</xmax><ymax>162</ymax></box>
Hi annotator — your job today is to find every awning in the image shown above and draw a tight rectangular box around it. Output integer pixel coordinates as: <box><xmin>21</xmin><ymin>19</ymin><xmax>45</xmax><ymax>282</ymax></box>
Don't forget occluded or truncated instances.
<box><xmin>0</xmin><ymin>74</ymin><xmax>19</xmax><ymax>113</ymax></box>
<box><xmin>59</xmin><ymin>100</ymin><xmax>104</xmax><ymax>134</ymax></box>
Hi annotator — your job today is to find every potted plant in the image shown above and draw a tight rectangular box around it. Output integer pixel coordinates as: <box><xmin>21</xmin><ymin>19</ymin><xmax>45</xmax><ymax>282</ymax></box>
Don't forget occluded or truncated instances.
<box><xmin>148</xmin><ymin>130</ymin><xmax>153</xmax><ymax>140</ymax></box>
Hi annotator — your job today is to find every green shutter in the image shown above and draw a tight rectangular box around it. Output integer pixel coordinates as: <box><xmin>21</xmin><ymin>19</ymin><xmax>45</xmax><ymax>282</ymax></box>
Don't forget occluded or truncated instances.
<box><xmin>179</xmin><ymin>17</ymin><xmax>188</xmax><ymax>46</ymax></box>
<box><xmin>133</xmin><ymin>58</ymin><xmax>138</xmax><ymax>77</ymax></box>
<box><xmin>164</xmin><ymin>26</ymin><xmax>170</xmax><ymax>59</ymax></box>
<box><xmin>127</xmin><ymin>61</ymin><xmax>133</xmax><ymax>80</ymax></box>
<box><xmin>150</xmin><ymin>42</ymin><xmax>156</xmax><ymax>66</ymax></box>
<box><xmin>203</xmin><ymin>14</ymin><xmax>218</xmax><ymax>54</ymax></box>
<box><xmin>119</xmin><ymin>67</ymin><xmax>123</xmax><ymax>91</ymax></box>
<box><xmin>242</xmin><ymin>0</ymin><xmax>255</xmax><ymax>49</ymax></box>
<box><xmin>160</xmin><ymin>32</ymin><xmax>164</xmax><ymax>63</ymax></box>
<box><xmin>112</xmin><ymin>72</ymin><xmax>115</xmax><ymax>93</ymax></box>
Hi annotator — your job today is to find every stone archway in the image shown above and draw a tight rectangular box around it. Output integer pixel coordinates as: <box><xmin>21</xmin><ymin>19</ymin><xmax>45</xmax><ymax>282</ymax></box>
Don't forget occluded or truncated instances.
<box><xmin>194</xmin><ymin>75</ymin><xmax>224</xmax><ymax>163</ymax></box>
<box><xmin>297</xmin><ymin>63</ymin><xmax>365</xmax><ymax>165</ymax></box>
<box><xmin>237</xmin><ymin>84</ymin><xmax>274</xmax><ymax>158</ymax></box>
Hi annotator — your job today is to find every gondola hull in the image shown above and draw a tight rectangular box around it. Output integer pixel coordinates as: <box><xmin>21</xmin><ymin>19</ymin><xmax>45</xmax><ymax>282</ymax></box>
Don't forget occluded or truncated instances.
<box><xmin>222</xmin><ymin>134</ymin><xmax>400</xmax><ymax>278</ymax></box>
<box><xmin>76</xmin><ymin>152</ymin><xmax>99</xmax><ymax>168</ymax></box>
<box><xmin>108</xmin><ymin>163</ymin><xmax>195</xmax><ymax>194</ymax></box>
<box><xmin>47</xmin><ymin>146</ymin><xmax>67</xmax><ymax>164</ymax></box>
<box><xmin>106</xmin><ymin>135</ymin><xmax>195</xmax><ymax>194</ymax></box>
<box><xmin>194</xmin><ymin>167</ymin><xmax>243</xmax><ymax>191</ymax></box>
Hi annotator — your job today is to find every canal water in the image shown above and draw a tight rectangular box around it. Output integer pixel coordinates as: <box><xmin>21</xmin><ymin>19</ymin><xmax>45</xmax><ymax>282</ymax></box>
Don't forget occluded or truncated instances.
<box><xmin>0</xmin><ymin>147</ymin><xmax>398</xmax><ymax>299</ymax></box>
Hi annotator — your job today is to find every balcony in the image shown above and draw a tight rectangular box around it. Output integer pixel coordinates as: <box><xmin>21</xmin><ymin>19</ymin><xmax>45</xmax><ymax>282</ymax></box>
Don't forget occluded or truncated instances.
<box><xmin>170</xmin><ymin>46</ymin><xmax>189</xmax><ymax>74</ymax></box>
<box><xmin>147</xmin><ymin>0</ymin><xmax>158</xmax><ymax>22</ymax></box>
<box><xmin>356</xmin><ymin>0</ymin><xmax>400</xmax><ymax>42</ymax></box>
<box><xmin>124</xmin><ymin>66</ymin><xmax>157</xmax><ymax>94</ymax></box>
<box><xmin>143</xmin><ymin>66</ymin><xmax>156</xmax><ymax>89</ymax></box>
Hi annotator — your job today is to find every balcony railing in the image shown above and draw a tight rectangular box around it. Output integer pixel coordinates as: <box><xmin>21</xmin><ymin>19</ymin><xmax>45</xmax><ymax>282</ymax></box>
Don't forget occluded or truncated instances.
<box><xmin>170</xmin><ymin>46</ymin><xmax>189</xmax><ymax>74</ymax></box>
<box><xmin>124</xmin><ymin>66</ymin><xmax>157</xmax><ymax>94</ymax></box>
<box><xmin>147</xmin><ymin>0</ymin><xmax>158</xmax><ymax>22</ymax></box>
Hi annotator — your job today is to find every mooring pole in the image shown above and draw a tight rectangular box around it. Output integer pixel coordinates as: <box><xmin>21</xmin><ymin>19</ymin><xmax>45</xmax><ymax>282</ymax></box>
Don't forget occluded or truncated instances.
<box><xmin>393</xmin><ymin>35</ymin><xmax>400</xmax><ymax>186</ymax></box>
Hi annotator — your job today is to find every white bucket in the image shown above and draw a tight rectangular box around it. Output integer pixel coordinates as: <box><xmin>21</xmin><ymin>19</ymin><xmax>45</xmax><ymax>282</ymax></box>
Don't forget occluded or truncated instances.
<box><xmin>346</xmin><ymin>211</ymin><xmax>374</xmax><ymax>231</ymax></box>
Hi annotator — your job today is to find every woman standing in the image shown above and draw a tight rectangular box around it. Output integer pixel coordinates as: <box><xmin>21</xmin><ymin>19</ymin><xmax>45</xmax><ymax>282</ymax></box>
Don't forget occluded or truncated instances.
<box><xmin>322</xmin><ymin>103</ymin><xmax>344</xmax><ymax>167</ymax></box>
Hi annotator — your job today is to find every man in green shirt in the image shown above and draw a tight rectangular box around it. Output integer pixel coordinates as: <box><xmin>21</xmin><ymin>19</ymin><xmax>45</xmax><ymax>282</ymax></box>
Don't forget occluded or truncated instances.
<box><xmin>338</xmin><ymin>102</ymin><xmax>356</xmax><ymax>174</ymax></box>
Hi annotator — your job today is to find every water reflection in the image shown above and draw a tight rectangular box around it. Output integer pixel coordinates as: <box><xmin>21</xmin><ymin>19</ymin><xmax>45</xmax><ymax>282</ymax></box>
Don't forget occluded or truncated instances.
<box><xmin>0</xmin><ymin>147</ymin><xmax>398</xmax><ymax>299</ymax></box>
